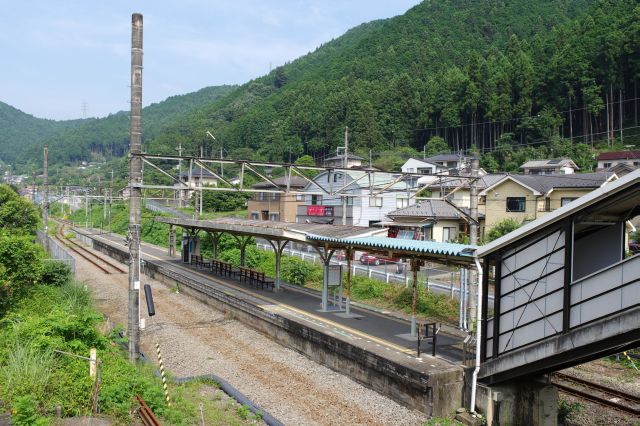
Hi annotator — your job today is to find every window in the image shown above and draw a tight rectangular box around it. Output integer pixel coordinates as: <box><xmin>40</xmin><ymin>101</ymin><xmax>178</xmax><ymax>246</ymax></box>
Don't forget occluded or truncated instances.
<box><xmin>603</xmin><ymin>162</ymin><xmax>612</xmax><ymax>168</ymax></box>
<box><xmin>257</xmin><ymin>192</ymin><xmax>267</xmax><ymax>201</ymax></box>
<box><xmin>561</xmin><ymin>197</ymin><xmax>578</xmax><ymax>207</ymax></box>
<box><xmin>442</xmin><ymin>227</ymin><xmax>456</xmax><ymax>242</ymax></box>
<box><xmin>250</xmin><ymin>212</ymin><xmax>259</xmax><ymax>220</ymax></box>
<box><xmin>419</xmin><ymin>169</ymin><xmax>432</xmax><ymax>175</ymax></box>
<box><xmin>311</xmin><ymin>195</ymin><xmax>322</xmax><ymax>205</ymax></box>
<box><xmin>396</xmin><ymin>197</ymin><xmax>409</xmax><ymax>209</ymax></box>
<box><xmin>296</xmin><ymin>194</ymin><xmax>304</xmax><ymax>201</ymax></box>
<box><xmin>346</xmin><ymin>196</ymin><xmax>353</xmax><ymax>206</ymax></box>
<box><xmin>269</xmin><ymin>213</ymin><xmax>279</xmax><ymax>221</ymax></box>
<box><xmin>270</xmin><ymin>193</ymin><xmax>280</xmax><ymax>201</ymax></box>
<box><xmin>506</xmin><ymin>197</ymin><xmax>526</xmax><ymax>212</ymax></box>
<box><xmin>369</xmin><ymin>197</ymin><xmax>383</xmax><ymax>207</ymax></box>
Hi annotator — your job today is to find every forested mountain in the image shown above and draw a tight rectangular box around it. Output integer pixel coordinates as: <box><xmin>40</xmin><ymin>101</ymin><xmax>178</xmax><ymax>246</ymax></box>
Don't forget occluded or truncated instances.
<box><xmin>3</xmin><ymin>85</ymin><xmax>236</xmax><ymax>171</ymax></box>
<box><xmin>0</xmin><ymin>102</ymin><xmax>84</xmax><ymax>167</ymax></box>
<box><xmin>5</xmin><ymin>0</ymin><xmax>639</xmax><ymax>176</ymax></box>
<box><xmin>142</xmin><ymin>0</ymin><xmax>639</xmax><ymax>172</ymax></box>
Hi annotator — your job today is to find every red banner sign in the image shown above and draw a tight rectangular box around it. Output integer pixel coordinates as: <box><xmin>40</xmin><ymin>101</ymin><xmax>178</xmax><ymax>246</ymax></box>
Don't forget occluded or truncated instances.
<box><xmin>307</xmin><ymin>205</ymin><xmax>334</xmax><ymax>217</ymax></box>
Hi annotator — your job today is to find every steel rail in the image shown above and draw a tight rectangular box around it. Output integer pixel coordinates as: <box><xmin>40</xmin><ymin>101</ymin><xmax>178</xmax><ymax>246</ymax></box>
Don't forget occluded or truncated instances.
<box><xmin>553</xmin><ymin>372</ymin><xmax>640</xmax><ymax>416</ymax></box>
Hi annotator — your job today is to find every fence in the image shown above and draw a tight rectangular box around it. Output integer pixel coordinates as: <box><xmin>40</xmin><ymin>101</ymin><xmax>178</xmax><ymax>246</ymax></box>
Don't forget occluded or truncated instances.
<box><xmin>255</xmin><ymin>239</ymin><xmax>494</xmax><ymax>306</ymax></box>
<box><xmin>37</xmin><ymin>230</ymin><xmax>76</xmax><ymax>277</ymax></box>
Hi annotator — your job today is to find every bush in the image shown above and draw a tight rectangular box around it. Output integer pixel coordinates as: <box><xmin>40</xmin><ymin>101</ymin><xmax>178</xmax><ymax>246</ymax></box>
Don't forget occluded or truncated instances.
<box><xmin>484</xmin><ymin>218</ymin><xmax>521</xmax><ymax>243</ymax></box>
<box><xmin>0</xmin><ymin>232</ymin><xmax>44</xmax><ymax>314</ymax></box>
<box><xmin>393</xmin><ymin>284</ymin><xmax>458</xmax><ymax>321</ymax></box>
<box><xmin>349</xmin><ymin>276</ymin><xmax>386</xmax><ymax>299</ymax></box>
<box><xmin>281</xmin><ymin>256</ymin><xmax>313</xmax><ymax>286</ymax></box>
<box><xmin>41</xmin><ymin>261</ymin><xmax>72</xmax><ymax>287</ymax></box>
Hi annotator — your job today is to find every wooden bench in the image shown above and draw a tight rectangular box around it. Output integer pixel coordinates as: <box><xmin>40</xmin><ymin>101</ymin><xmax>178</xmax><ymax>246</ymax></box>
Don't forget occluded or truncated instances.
<box><xmin>211</xmin><ymin>259</ymin><xmax>236</xmax><ymax>277</ymax></box>
<box><xmin>239</xmin><ymin>266</ymin><xmax>274</xmax><ymax>290</ymax></box>
<box><xmin>190</xmin><ymin>254</ymin><xmax>212</xmax><ymax>269</ymax></box>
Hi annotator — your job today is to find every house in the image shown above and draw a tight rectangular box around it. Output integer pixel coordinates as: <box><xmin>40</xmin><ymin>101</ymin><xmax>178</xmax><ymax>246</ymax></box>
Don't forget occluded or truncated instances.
<box><xmin>323</xmin><ymin>153</ymin><xmax>364</xmax><ymax>168</ymax></box>
<box><xmin>424</xmin><ymin>153</ymin><xmax>478</xmax><ymax>174</ymax></box>
<box><xmin>520</xmin><ymin>158</ymin><xmax>578</xmax><ymax>175</ymax></box>
<box><xmin>382</xmin><ymin>198</ymin><xmax>484</xmax><ymax>243</ymax></box>
<box><xmin>174</xmin><ymin>169</ymin><xmax>220</xmax><ymax>203</ymax></box>
<box><xmin>401</xmin><ymin>158</ymin><xmax>445</xmax><ymax>175</ymax></box>
<box><xmin>295</xmin><ymin>170</ymin><xmax>414</xmax><ymax>226</ymax></box>
<box><xmin>596</xmin><ymin>151</ymin><xmax>640</xmax><ymax>171</ymax></box>
<box><xmin>428</xmin><ymin>172</ymin><xmax>617</xmax><ymax>231</ymax></box>
<box><xmin>400</xmin><ymin>158</ymin><xmax>448</xmax><ymax>187</ymax></box>
<box><xmin>247</xmin><ymin>176</ymin><xmax>307</xmax><ymax>222</ymax></box>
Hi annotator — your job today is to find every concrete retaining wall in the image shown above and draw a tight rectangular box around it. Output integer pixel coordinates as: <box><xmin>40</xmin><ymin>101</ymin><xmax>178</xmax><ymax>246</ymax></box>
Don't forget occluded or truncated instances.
<box><xmin>88</xmin><ymin>236</ymin><xmax>464</xmax><ymax>416</ymax></box>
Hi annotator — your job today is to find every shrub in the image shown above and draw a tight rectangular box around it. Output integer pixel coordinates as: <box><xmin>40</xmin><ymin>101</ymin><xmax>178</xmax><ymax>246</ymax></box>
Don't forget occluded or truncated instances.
<box><xmin>349</xmin><ymin>276</ymin><xmax>386</xmax><ymax>299</ymax></box>
<box><xmin>281</xmin><ymin>256</ymin><xmax>313</xmax><ymax>286</ymax></box>
<box><xmin>393</xmin><ymin>284</ymin><xmax>458</xmax><ymax>321</ymax></box>
<box><xmin>41</xmin><ymin>261</ymin><xmax>72</xmax><ymax>287</ymax></box>
<box><xmin>11</xmin><ymin>395</ymin><xmax>48</xmax><ymax>426</ymax></box>
<box><xmin>484</xmin><ymin>218</ymin><xmax>521</xmax><ymax>243</ymax></box>
<box><xmin>0</xmin><ymin>232</ymin><xmax>44</xmax><ymax>314</ymax></box>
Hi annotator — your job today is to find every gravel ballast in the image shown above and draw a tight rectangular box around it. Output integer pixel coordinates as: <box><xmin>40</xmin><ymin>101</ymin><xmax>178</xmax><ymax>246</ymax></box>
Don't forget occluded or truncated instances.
<box><xmin>73</xmin><ymin>245</ymin><xmax>429</xmax><ymax>426</ymax></box>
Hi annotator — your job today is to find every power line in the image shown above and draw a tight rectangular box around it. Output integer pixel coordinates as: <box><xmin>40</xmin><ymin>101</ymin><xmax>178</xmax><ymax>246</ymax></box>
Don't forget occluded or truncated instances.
<box><xmin>412</xmin><ymin>96</ymin><xmax>640</xmax><ymax>132</ymax></box>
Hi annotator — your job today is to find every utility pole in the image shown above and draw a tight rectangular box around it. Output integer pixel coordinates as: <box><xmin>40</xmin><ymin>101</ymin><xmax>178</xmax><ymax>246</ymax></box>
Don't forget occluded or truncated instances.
<box><xmin>43</xmin><ymin>145</ymin><xmax>49</xmax><ymax>251</ymax></box>
<box><xmin>199</xmin><ymin>146</ymin><xmax>203</xmax><ymax>217</ymax></box>
<box><xmin>31</xmin><ymin>171</ymin><xmax>36</xmax><ymax>203</ymax></box>
<box><xmin>176</xmin><ymin>142</ymin><xmax>183</xmax><ymax>207</ymax></box>
<box><xmin>468</xmin><ymin>158</ymin><xmax>479</xmax><ymax>327</ymax></box>
<box><xmin>342</xmin><ymin>126</ymin><xmax>348</xmax><ymax>226</ymax></box>
<box><xmin>128</xmin><ymin>12</ymin><xmax>143</xmax><ymax>363</ymax></box>
<box><xmin>109</xmin><ymin>170</ymin><xmax>113</xmax><ymax>234</ymax></box>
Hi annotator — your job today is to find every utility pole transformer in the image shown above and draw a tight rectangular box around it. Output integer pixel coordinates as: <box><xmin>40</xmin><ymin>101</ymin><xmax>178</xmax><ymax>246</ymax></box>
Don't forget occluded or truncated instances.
<box><xmin>128</xmin><ymin>13</ymin><xmax>143</xmax><ymax>362</ymax></box>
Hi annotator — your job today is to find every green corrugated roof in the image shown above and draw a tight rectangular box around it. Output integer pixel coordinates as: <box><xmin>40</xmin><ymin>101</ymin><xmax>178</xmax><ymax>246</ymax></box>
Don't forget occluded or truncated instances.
<box><xmin>306</xmin><ymin>235</ymin><xmax>477</xmax><ymax>257</ymax></box>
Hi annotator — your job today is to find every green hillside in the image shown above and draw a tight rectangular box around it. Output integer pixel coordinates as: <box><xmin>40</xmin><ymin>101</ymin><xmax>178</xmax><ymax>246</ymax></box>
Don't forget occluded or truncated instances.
<box><xmin>144</xmin><ymin>0</ymin><xmax>638</xmax><ymax>170</ymax></box>
<box><xmin>0</xmin><ymin>102</ymin><xmax>84</xmax><ymax>167</ymax></box>
<box><xmin>3</xmin><ymin>85</ymin><xmax>236</xmax><ymax>171</ymax></box>
<box><xmin>5</xmin><ymin>0</ymin><xmax>639</xmax><ymax>176</ymax></box>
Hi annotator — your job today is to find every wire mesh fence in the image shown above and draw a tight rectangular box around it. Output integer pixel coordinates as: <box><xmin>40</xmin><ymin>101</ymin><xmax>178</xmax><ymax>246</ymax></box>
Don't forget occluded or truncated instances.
<box><xmin>37</xmin><ymin>230</ymin><xmax>76</xmax><ymax>277</ymax></box>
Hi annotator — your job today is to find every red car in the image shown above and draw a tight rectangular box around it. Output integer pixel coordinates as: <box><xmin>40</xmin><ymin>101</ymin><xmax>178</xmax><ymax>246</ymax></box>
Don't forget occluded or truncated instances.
<box><xmin>359</xmin><ymin>252</ymin><xmax>399</xmax><ymax>266</ymax></box>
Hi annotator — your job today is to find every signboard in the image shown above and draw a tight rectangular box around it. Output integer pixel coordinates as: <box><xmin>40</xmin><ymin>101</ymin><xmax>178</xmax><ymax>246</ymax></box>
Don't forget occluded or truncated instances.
<box><xmin>306</xmin><ymin>205</ymin><xmax>334</xmax><ymax>217</ymax></box>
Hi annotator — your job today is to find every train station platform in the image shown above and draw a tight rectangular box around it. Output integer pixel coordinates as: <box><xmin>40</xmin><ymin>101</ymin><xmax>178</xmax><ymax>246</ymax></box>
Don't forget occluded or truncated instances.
<box><xmin>73</xmin><ymin>227</ymin><xmax>469</xmax><ymax>416</ymax></box>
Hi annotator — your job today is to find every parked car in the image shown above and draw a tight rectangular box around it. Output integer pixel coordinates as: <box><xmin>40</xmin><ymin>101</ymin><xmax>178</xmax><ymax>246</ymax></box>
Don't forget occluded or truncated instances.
<box><xmin>359</xmin><ymin>252</ymin><xmax>399</xmax><ymax>266</ymax></box>
<box><xmin>630</xmin><ymin>241</ymin><xmax>640</xmax><ymax>254</ymax></box>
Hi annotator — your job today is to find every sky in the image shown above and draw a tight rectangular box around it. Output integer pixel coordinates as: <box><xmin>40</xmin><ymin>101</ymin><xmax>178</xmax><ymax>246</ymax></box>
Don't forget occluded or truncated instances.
<box><xmin>0</xmin><ymin>1</ymin><xmax>421</xmax><ymax>121</ymax></box>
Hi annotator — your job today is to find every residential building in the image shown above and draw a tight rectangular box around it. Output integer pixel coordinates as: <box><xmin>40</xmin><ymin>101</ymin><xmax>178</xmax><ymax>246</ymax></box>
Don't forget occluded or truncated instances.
<box><xmin>428</xmin><ymin>172</ymin><xmax>617</xmax><ymax>230</ymax></box>
<box><xmin>247</xmin><ymin>176</ymin><xmax>307</xmax><ymax>222</ymax></box>
<box><xmin>400</xmin><ymin>158</ymin><xmax>447</xmax><ymax>187</ymax></box>
<box><xmin>382</xmin><ymin>198</ymin><xmax>484</xmax><ymax>243</ymax></box>
<box><xmin>295</xmin><ymin>170</ymin><xmax>414</xmax><ymax>226</ymax></box>
<box><xmin>596</xmin><ymin>151</ymin><xmax>640</xmax><ymax>171</ymax></box>
<box><xmin>323</xmin><ymin>153</ymin><xmax>364</xmax><ymax>168</ymax></box>
<box><xmin>520</xmin><ymin>158</ymin><xmax>578</xmax><ymax>175</ymax></box>
<box><xmin>424</xmin><ymin>153</ymin><xmax>478</xmax><ymax>174</ymax></box>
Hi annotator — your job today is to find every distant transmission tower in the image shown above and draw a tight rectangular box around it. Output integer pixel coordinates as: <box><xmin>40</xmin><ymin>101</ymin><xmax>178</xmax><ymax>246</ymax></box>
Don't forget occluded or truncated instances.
<box><xmin>81</xmin><ymin>101</ymin><xmax>88</xmax><ymax>119</ymax></box>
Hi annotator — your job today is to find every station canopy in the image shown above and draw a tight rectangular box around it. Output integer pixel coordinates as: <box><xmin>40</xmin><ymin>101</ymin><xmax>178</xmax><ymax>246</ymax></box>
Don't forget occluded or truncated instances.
<box><xmin>157</xmin><ymin>217</ymin><xmax>478</xmax><ymax>266</ymax></box>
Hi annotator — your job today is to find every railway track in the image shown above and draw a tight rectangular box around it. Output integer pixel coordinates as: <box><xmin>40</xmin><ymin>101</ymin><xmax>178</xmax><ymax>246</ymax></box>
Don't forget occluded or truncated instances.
<box><xmin>553</xmin><ymin>372</ymin><xmax>640</xmax><ymax>417</ymax></box>
<box><xmin>54</xmin><ymin>221</ymin><xmax>127</xmax><ymax>275</ymax></box>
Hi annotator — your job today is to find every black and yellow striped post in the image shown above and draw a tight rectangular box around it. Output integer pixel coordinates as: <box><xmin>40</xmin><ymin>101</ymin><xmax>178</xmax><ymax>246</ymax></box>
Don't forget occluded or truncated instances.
<box><xmin>156</xmin><ymin>342</ymin><xmax>170</xmax><ymax>406</ymax></box>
